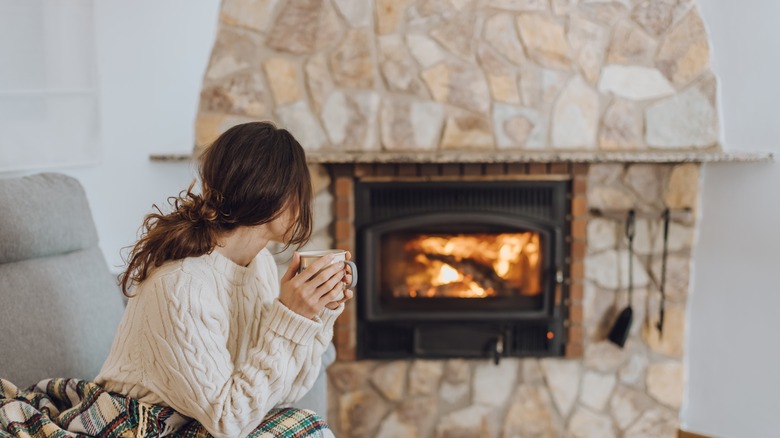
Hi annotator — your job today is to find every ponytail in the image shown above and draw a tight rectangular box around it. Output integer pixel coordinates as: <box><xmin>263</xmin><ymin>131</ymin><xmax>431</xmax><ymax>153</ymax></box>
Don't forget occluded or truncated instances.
<box><xmin>119</xmin><ymin>180</ymin><xmax>234</xmax><ymax>297</ymax></box>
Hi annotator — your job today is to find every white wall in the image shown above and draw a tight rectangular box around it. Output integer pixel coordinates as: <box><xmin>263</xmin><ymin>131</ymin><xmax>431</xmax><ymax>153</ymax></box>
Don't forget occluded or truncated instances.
<box><xmin>81</xmin><ymin>0</ymin><xmax>221</xmax><ymax>270</ymax></box>
<box><xmin>687</xmin><ymin>1</ymin><xmax>780</xmax><ymax>436</ymax></box>
<box><xmin>0</xmin><ymin>0</ymin><xmax>219</xmax><ymax>269</ymax></box>
<box><xmin>8</xmin><ymin>0</ymin><xmax>221</xmax><ymax>270</ymax></box>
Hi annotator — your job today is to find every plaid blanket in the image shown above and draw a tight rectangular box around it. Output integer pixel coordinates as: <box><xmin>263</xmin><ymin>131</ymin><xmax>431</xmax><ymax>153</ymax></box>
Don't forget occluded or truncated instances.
<box><xmin>0</xmin><ymin>378</ymin><xmax>333</xmax><ymax>438</ymax></box>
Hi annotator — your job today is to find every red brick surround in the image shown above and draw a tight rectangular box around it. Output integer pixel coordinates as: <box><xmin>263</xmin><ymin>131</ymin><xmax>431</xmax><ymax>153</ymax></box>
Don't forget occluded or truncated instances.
<box><xmin>326</xmin><ymin>162</ymin><xmax>588</xmax><ymax>361</ymax></box>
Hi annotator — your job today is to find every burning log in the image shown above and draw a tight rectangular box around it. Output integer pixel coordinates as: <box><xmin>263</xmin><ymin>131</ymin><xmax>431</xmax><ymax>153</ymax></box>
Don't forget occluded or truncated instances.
<box><xmin>424</xmin><ymin>253</ymin><xmax>509</xmax><ymax>296</ymax></box>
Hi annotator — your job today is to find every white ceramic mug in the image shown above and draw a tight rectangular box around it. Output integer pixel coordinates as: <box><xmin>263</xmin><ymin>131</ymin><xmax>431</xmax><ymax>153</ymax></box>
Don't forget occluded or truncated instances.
<box><xmin>297</xmin><ymin>250</ymin><xmax>358</xmax><ymax>293</ymax></box>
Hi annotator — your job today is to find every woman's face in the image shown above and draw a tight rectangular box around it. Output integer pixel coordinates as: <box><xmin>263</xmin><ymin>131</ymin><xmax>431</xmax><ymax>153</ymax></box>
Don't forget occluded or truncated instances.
<box><xmin>266</xmin><ymin>203</ymin><xmax>296</xmax><ymax>243</ymax></box>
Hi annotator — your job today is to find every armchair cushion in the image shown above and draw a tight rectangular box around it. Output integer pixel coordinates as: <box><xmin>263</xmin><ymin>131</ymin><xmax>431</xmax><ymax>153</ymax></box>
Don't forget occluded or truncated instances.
<box><xmin>0</xmin><ymin>173</ymin><xmax>125</xmax><ymax>387</ymax></box>
<box><xmin>0</xmin><ymin>173</ymin><xmax>100</xmax><ymax>264</ymax></box>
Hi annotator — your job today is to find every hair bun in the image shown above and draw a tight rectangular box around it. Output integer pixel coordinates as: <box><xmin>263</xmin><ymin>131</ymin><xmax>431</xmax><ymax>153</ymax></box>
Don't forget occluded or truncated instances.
<box><xmin>171</xmin><ymin>181</ymin><xmax>222</xmax><ymax>226</ymax></box>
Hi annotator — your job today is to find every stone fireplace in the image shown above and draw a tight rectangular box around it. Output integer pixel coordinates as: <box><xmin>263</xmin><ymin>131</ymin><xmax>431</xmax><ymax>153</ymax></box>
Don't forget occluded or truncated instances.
<box><xmin>312</xmin><ymin>159</ymin><xmax>698</xmax><ymax>437</ymax></box>
<box><xmin>184</xmin><ymin>0</ymin><xmax>773</xmax><ymax>436</ymax></box>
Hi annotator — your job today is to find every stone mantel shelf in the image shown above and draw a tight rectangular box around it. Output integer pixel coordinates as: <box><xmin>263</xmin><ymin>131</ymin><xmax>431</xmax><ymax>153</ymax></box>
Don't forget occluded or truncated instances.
<box><xmin>150</xmin><ymin>150</ymin><xmax>774</xmax><ymax>164</ymax></box>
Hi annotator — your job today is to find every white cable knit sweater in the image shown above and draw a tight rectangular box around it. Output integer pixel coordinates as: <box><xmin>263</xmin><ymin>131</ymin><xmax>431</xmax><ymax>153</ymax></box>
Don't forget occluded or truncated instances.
<box><xmin>95</xmin><ymin>248</ymin><xmax>342</xmax><ymax>438</ymax></box>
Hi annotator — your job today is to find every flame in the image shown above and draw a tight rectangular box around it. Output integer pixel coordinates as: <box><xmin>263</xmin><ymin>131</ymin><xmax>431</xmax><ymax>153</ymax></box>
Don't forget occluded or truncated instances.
<box><xmin>394</xmin><ymin>232</ymin><xmax>542</xmax><ymax>299</ymax></box>
<box><xmin>435</xmin><ymin>263</ymin><xmax>461</xmax><ymax>285</ymax></box>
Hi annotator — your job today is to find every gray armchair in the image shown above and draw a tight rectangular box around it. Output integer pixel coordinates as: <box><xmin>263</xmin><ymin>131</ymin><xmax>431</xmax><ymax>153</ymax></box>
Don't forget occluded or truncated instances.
<box><xmin>0</xmin><ymin>172</ymin><xmax>333</xmax><ymax>417</ymax></box>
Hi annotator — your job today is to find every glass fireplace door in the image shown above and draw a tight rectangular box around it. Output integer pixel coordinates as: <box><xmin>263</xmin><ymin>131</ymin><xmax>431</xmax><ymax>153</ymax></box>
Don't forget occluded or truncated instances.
<box><xmin>362</xmin><ymin>213</ymin><xmax>559</xmax><ymax>319</ymax></box>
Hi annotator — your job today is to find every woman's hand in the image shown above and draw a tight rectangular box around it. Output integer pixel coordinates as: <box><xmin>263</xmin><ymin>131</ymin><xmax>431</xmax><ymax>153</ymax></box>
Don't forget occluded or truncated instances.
<box><xmin>325</xmin><ymin>251</ymin><xmax>354</xmax><ymax>310</ymax></box>
<box><xmin>279</xmin><ymin>252</ymin><xmax>350</xmax><ymax>319</ymax></box>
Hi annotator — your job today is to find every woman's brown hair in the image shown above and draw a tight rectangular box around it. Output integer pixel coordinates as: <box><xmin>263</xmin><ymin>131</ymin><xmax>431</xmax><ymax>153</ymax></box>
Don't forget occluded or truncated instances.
<box><xmin>119</xmin><ymin>121</ymin><xmax>313</xmax><ymax>297</ymax></box>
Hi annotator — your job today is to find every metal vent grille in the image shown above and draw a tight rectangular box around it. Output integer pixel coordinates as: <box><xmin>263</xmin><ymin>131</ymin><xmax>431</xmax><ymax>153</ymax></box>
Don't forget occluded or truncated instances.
<box><xmin>364</xmin><ymin>325</ymin><xmax>412</xmax><ymax>355</ymax></box>
<box><xmin>359</xmin><ymin>181</ymin><xmax>567</xmax><ymax>225</ymax></box>
<box><xmin>513</xmin><ymin>325</ymin><xmax>554</xmax><ymax>355</ymax></box>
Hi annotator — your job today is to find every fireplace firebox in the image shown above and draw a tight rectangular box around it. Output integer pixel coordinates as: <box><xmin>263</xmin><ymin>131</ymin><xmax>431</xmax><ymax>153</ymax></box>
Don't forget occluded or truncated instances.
<box><xmin>355</xmin><ymin>178</ymin><xmax>570</xmax><ymax>361</ymax></box>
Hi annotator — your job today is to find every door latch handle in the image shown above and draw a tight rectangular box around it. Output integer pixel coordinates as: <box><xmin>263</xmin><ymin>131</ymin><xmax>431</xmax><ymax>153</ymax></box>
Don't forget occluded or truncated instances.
<box><xmin>492</xmin><ymin>334</ymin><xmax>504</xmax><ymax>365</ymax></box>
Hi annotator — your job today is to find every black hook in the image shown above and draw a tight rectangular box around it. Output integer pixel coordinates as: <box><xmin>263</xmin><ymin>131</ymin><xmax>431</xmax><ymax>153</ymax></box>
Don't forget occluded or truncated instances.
<box><xmin>625</xmin><ymin>209</ymin><xmax>636</xmax><ymax>241</ymax></box>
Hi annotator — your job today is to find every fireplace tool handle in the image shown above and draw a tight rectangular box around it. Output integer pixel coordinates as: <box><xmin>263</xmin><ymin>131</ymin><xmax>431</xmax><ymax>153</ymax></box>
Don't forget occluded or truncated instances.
<box><xmin>492</xmin><ymin>334</ymin><xmax>504</xmax><ymax>365</ymax></box>
<box><xmin>657</xmin><ymin>209</ymin><xmax>670</xmax><ymax>338</ymax></box>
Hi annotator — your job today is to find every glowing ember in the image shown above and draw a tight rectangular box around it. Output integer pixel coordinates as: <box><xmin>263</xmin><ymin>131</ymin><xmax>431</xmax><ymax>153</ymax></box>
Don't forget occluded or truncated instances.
<box><xmin>390</xmin><ymin>232</ymin><xmax>542</xmax><ymax>299</ymax></box>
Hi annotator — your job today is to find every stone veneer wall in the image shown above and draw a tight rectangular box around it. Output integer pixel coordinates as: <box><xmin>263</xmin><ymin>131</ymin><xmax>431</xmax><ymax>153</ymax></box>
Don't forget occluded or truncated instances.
<box><xmin>195</xmin><ymin>0</ymin><xmax>713</xmax><ymax>436</ymax></box>
<box><xmin>194</xmin><ymin>0</ymin><xmax>719</xmax><ymax>154</ymax></box>
<box><xmin>323</xmin><ymin>162</ymin><xmax>699</xmax><ymax>438</ymax></box>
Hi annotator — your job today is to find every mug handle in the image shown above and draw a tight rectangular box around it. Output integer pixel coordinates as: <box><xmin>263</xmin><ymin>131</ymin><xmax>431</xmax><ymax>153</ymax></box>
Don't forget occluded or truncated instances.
<box><xmin>345</xmin><ymin>261</ymin><xmax>358</xmax><ymax>289</ymax></box>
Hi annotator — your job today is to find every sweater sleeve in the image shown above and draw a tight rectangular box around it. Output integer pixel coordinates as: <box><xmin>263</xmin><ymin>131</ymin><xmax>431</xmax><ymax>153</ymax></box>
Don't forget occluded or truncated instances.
<box><xmin>141</xmin><ymin>274</ymin><xmax>324</xmax><ymax>438</ymax></box>
<box><xmin>261</xmin><ymin>252</ymin><xmax>344</xmax><ymax>405</ymax></box>
<box><xmin>278</xmin><ymin>303</ymin><xmax>344</xmax><ymax>404</ymax></box>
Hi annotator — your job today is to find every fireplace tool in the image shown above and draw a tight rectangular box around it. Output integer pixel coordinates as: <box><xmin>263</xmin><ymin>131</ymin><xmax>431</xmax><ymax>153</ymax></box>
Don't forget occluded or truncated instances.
<box><xmin>656</xmin><ymin>208</ymin><xmax>671</xmax><ymax>338</ymax></box>
<box><xmin>608</xmin><ymin>209</ymin><xmax>636</xmax><ymax>348</ymax></box>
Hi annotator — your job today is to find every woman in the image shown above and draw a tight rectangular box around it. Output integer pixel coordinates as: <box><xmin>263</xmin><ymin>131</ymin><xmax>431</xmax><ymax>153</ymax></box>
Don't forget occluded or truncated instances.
<box><xmin>95</xmin><ymin>122</ymin><xmax>350</xmax><ymax>437</ymax></box>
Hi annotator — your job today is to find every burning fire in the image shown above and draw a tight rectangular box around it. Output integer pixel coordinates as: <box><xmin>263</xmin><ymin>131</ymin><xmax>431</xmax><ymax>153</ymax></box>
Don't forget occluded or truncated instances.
<box><xmin>395</xmin><ymin>233</ymin><xmax>542</xmax><ymax>299</ymax></box>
